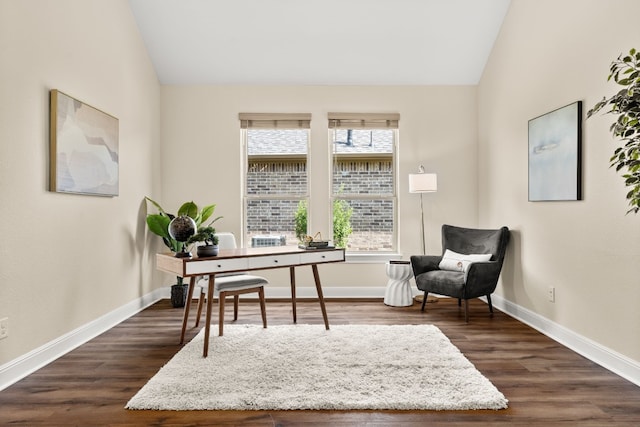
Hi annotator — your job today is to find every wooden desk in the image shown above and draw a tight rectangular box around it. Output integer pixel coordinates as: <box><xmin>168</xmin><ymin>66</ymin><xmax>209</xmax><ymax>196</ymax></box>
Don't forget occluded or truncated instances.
<box><xmin>156</xmin><ymin>246</ymin><xmax>345</xmax><ymax>357</ymax></box>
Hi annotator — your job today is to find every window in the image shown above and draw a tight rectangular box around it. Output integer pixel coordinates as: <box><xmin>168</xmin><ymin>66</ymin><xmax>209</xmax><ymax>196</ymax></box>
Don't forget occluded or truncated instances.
<box><xmin>240</xmin><ymin>112</ymin><xmax>398</xmax><ymax>254</ymax></box>
<box><xmin>240</xmin><ymin>113</ymin><xmax>310</xmax><ymax>248</ymax></box>
<box><xmin>329</xmin><ymin>113</ymin><xmax>399</xmax><ymax>252</ymax></box>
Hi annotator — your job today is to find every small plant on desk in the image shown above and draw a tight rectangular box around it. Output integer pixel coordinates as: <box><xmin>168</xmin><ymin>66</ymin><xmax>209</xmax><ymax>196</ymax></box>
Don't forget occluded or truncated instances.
<box><xmin>187</xmin><ymin>226</ymin><xmax>220</xmax><ymax>257</ymax></box>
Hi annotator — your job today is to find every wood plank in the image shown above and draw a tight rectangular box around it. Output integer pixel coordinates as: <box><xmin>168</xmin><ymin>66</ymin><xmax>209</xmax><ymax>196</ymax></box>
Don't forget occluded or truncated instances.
<box><xmin>0</xmin><ymin>298</ymin><xmax>639</xmax><ymax>425</ymax></box>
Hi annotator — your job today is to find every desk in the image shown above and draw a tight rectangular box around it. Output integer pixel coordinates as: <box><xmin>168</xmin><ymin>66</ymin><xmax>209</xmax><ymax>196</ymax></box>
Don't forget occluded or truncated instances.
<box><xmin>156</xmin><ymin>246</ymin><xmax>345</xmax><ymax>357</ymax></box>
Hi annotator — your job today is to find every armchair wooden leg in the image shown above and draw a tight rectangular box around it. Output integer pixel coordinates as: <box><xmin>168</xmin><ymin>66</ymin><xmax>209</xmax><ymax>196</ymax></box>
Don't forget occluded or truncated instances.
<box><xmin>487</xmin><ymin>294</ymin><xmax>494</xmax><ymax>313</ymax></box>
<box><xmin>420</xmin><ymin>291</ymin><xmax>428</xmax><ymax>311</ymax></box>
<box><xmin>458</xmin><ymin>298</ymin><xmax>462</xmax><ymax>307</ymax></box>
<box><xmin>464</xmin><ymin>299</ymin><xmax>469</xmax><ymax>323</ymax></box>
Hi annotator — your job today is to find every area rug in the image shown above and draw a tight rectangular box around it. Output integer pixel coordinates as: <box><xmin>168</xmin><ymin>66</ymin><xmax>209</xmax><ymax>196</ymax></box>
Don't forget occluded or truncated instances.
<box><xmin>126</xmin><ymin>324</ymin><xmax>508</xmax><ymax>411</ymax></box>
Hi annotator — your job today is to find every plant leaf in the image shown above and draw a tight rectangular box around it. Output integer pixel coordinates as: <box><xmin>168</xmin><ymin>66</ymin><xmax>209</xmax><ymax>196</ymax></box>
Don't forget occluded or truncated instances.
<box><xmin>204</xmin><ymin>215</ymin><xmax>223</xmax><ymax>227</ymax></box>
<box><xmin>198</xmin><ymin>204</ymin><xmax>216</xmax><ymax>224</ymax></box>
<box><xmin>178</xmin><ymin>201</ymin><xmax>198</xmax><ymax>218</ymax></box>
<box><xmin>145</xmin><ymin>196</ymin><xmax>166</xmax><ymax>214</ymax></box>
<box><xmin>146</xmin><ymin>214</ymin><xmax>171</xmax><ymax>239</ymax></box>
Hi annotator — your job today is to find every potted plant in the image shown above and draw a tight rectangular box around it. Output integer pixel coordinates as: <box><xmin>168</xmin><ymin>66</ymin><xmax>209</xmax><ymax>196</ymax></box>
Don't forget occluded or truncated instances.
<box><xmin>187</xmin><ymin>226</ymin><xmax>220</xmax><ymax>257</ymax></box>
<box><xmin>145</xmin><ymin>197</ymin><xmax>222</xmax><ymax>307</ymax></box>
<box><xmin>294</xmin><ymin>198</ymin><xmax>353</xmax><ymax>248</ymax></box>
<box><xmin>588</xmin><ymin>48</ymin><xmax>640</xmax><ymax>213</ymax></box>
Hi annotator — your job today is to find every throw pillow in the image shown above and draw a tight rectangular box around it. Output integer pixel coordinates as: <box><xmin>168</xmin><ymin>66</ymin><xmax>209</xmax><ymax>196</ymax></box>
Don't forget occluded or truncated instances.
<box><xmin>438</xmin><ymin>249</ymin><xmax>492</xmax><ymax>272</ymax></box>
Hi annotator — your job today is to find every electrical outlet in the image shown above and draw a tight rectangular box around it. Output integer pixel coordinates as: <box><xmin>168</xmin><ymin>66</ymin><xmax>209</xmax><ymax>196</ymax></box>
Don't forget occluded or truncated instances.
<box><xmin>0</xmin><ymin>317</ymin><xmax>8</xmax><ymax>340</ymax></box>
<box><xmin>547</xmin><ymin>287</ymin><xmax>555</xmax><ymax>303</ymax></box>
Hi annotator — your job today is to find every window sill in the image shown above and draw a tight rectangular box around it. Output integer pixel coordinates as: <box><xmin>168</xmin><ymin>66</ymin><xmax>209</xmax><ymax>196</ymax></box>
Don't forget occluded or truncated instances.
<box><xmin>345</xmin><ymin>252</ymin><xmax>405</xmax><ymax>264</ymax></box>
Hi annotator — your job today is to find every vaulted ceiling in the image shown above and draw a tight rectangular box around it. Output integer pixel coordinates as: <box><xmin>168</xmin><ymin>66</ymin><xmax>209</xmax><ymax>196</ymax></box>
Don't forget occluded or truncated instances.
<box><xmin>129</xmin><ymin>0</ymin><xmax>511</xmax><ymax>85</ymax></box>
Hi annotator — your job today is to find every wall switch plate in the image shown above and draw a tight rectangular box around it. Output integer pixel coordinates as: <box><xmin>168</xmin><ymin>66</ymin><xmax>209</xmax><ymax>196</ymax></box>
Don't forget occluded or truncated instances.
<box><xmin>548</xmin><ymin>287</ymin><xmax>555</xmax><ymax>303</ymax></box>
<box><xmin>0</xmin><ymin>317</ymin><xmax>8</xmax><ymax>340</ymax></box>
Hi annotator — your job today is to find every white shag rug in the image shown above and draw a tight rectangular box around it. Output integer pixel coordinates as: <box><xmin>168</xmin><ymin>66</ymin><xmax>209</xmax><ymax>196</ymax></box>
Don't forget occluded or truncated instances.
<box><xmin>126</xmin><ymin>324</ymin><xmax>508</xmax><ymax>411</ymax></box>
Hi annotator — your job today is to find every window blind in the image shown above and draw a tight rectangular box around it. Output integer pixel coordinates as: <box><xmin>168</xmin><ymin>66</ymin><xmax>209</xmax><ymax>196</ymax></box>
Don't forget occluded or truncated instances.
<box><xmin>239</xmin><ymin>113</ymin><xmax>311</xmax><ymax>129</ymax></box>
<box><xmin>328</xmin><ymin>112</ymin><xmax>400</xmax><ymax>129</ymax></box>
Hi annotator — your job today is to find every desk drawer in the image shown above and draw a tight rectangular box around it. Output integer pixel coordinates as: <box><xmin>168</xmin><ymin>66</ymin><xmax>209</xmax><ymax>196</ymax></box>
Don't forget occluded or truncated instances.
<box><xmin>300</xmin><ymin>250</ymin><xmax>345</xmax><ymax>264</ymax></box>
<box><xmin>185</xmin><ymin>258</ymin><xmax>249</xmax><ymax>275</ymax></box>
<box><xmin>248</xmin><ymin>253</ymin><xmax>300</xmax><ymax>270</ymax></box>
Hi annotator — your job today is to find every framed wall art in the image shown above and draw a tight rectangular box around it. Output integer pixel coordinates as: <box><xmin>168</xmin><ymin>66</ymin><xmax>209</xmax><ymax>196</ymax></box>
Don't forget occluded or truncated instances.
<box><xmin>49</xmin><ymin>89</ymin><xmax>119</xmax><ymax>196</ymax></box>
<box><xmin>528</xmin><ymin>101</ymin><xmax>582</xmax><ymax>201</ymax></box>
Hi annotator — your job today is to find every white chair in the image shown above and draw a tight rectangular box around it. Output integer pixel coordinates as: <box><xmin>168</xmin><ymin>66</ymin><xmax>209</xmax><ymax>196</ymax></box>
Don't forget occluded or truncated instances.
<box><xmin>194</xmin><ymin>232</ymin><xmax>268</xmax><ymax>336</ymax></box>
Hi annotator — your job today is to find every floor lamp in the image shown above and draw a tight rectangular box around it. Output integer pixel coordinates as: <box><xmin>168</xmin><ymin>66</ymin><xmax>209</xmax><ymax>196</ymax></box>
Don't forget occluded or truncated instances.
<box><xmin>409</xmin><ymin>166</ymin><xmax>438</xmax><ymax>304</ymax></box>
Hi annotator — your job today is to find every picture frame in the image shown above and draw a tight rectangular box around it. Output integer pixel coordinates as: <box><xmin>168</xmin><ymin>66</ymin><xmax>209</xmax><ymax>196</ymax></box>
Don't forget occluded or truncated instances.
<box><xmin>528</xmin><ymin>101</ymin><xmax>582</xmax><ymax>201</ymax></box>
<box><xmin>49</xmin><ymin>89</ymin><xmax>119</xmax><ymax>196</ymax></box>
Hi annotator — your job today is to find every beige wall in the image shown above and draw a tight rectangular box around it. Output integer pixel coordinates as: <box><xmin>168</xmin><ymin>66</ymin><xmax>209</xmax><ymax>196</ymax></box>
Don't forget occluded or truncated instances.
<box><xmin>479</xmin><ymin>0</ymin><xmax>640</xmax><ymax>361</ymax></box>
<box><xmin>0</xmin><ymin>0</ymin><xmax>160</xmax><ymax>365</ymax></box>
<box><xmin>159</xmin><ymin>85</ymin><xmax>480</xmax><ymax>287</ymax></box>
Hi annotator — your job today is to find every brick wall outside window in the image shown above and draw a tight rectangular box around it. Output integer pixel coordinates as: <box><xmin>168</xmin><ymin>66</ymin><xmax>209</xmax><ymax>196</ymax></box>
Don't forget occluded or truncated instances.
<box><xmin>247</xmin><ymin>158</ymin><xmax>393</xmax><ymax>250</ymax></box>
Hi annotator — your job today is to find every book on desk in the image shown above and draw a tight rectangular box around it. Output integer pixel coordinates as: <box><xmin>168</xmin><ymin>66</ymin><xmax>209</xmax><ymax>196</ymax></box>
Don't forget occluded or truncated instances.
<box><xmin>298</xmin><ymin>241</ymin><xmax>334</xmax><ymax>250</ymax></box>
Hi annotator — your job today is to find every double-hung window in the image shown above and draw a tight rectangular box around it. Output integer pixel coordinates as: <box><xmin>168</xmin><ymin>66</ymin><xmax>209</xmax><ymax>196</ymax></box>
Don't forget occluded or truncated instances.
<box><xmin>329</xmin><ymin>113</ymin><xmax>399</xmax><ymax>252</ymax></box>
<box><xmin>240</xmin><ymin>113</ymin><xmax>310</xmax><ymax>248</ymax></box>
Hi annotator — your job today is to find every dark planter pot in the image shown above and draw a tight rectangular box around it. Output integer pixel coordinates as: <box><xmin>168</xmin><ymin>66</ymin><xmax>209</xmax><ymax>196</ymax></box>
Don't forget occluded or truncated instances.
<box><xmin>197</xmin><ymin>245</ymin><xmax>219</xmax><ymax>257</ymax></box>
<box><xmin>170</xmin><ymin>283</ymin><xmax>188</xmax><ymax>308</ymax></box>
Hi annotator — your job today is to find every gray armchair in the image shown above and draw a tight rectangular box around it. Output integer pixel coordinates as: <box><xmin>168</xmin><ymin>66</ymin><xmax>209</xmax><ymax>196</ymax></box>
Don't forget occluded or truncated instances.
<box><xmin>410</xmin><ymin>224</ymin><xmax>510</xmax><ymax>322</ymax></box>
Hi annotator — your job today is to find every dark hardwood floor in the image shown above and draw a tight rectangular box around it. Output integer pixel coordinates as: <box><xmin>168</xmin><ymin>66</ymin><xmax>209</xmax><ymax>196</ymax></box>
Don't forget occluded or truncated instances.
<box><xmin>1</xmin><ymin>298</ymin><xmax>639</xmax><ymax>426</ymax></box>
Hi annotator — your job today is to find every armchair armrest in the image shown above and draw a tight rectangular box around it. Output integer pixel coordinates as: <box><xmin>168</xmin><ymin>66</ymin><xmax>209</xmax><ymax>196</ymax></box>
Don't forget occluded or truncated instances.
<box><xmin>410</xmin><ymin>255</ymin><xmax>442</xmax><ymax>276</ymax></box>
<box><xmin>464</xmin><ymin>261</ymin><xmax>503</xmax><ymax>298</ymax></box>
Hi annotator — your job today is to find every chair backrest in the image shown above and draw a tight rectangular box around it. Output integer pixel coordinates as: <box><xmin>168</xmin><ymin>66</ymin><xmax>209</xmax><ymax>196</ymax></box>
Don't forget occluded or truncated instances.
<box><xmin>216</xmin><ymin>232</ymin><xmax>237</xmax><ymax>250</ymax></box>
<box><xmin>441</xmin><ymin>224</ymin><xmax>510</xmax><ymax>265</ymax></box>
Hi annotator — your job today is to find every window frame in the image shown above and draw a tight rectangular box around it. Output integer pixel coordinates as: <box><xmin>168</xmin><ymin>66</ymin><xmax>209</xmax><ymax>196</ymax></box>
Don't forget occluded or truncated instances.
<box><xmin>329</xmin><ymin>114</ymin><xmax>400</xmax><ymax>256</ymax></box>
<box><xmin>240</xmin><ymin>113</ymin><xmax>311</xmax><ymax>249</ymax></box>
<box><xmin>239</xmin><ymin>112</ymin><xmax>402</xmax><ymax>261</ymax></box>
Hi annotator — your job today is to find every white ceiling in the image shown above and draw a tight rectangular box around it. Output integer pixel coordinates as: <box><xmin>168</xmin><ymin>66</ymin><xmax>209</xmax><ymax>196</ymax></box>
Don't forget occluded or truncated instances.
<box><xmin>128</xmin><ymin>0</ymin><xmax>511</xmax><ymax>85</ymax></box>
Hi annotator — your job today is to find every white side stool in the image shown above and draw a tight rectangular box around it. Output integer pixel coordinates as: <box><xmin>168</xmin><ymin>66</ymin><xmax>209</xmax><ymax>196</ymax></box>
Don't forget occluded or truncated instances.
<box><xmin>384</xmin><ymin>261</ymin><xmax>414</xmax><ymax>307</ymax></box>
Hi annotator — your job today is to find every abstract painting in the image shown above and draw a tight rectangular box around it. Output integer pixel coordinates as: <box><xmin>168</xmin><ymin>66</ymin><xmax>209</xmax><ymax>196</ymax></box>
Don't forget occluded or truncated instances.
<box><xmin>528</xmin><ymin>101</ymin><xmax>582</xmax><ymax>201</ymax></box>
<box><xmin>49</xmin><ymin>90</ymin><xmax>119</xmax><ymax>196</ymax></box>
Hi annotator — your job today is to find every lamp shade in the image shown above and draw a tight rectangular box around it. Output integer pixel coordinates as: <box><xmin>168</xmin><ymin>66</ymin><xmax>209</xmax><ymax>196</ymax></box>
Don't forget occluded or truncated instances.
<box><xmin>409</xmin><ymin>173</ymin><xmax>437</xmax><ymax>193</ymax></box>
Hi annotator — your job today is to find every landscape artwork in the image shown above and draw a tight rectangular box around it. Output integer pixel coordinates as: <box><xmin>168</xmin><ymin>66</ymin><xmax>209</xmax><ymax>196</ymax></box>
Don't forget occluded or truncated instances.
<box><xmin>528</xmin><ymin>101</ymin><xmax>582</xmax><ymax>201</ymax></box>
<box><xmin>49</xmin><ymin>90</ymin><xmax>119</xmax><ymax>196</ymax></box>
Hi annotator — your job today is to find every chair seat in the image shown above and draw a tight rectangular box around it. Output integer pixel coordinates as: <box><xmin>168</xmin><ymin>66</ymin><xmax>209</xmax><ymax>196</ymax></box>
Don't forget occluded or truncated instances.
<box><xmin>198</xmin><ymin>274</ymin><xmax>268</xmax><ymax>294</ymax></box>
<box><xmin>194</xmin><ymin>274</ymin><xmax>268</xmax><ymax>335</ymax></box>
<box><xmin>185</xmin><ymin>232</ymin><xmax>269</xmax><ymax>337</ymax></box>
<box><xmin>415</xmin><ymin>270</ymin><xmax>465</xmax><ymax>298</ymax></box>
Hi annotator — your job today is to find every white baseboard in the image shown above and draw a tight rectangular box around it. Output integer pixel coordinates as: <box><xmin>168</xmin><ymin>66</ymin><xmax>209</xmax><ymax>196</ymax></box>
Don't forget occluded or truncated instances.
<box><xmin>0</xmin><ymin>288</ymin><xmax>165</xmax><ymax>392</ymax></box>
<box><xmin>488</xmin><ymin>294</ymin><xmax>640</xmax><ymax>387</ymax></box>
<box><xmin>3</xmin><ymin>287</ymin><xmax>638</xmax><ymax>392</ymax></box>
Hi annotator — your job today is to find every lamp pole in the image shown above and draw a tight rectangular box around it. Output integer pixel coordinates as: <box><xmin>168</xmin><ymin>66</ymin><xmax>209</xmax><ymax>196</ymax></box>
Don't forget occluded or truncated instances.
<box><xmin>408</xmin><ymin>166</ymin><xmax>438</xmax><ymax>304</ymax></box>
<box><xmin>408</xmin><ymin>166</ymin><xmax>437</xmax><ymax>255</ymax></box>
<box><xmin>419</xmin><ymin>192</ymin><xmax>426</xmax><ymax>255</ymax></box>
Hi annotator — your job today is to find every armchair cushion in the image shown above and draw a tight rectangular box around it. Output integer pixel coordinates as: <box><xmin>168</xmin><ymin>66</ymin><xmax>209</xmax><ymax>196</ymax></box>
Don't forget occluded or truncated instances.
<box><xmin>410</xmin><ymin>255</ymin><xmax>442</xmax><ymax>276</ymax></box>
<box><xmin>416</xmin><ymin>270</ymin><xmax>466</xmax><ymax>298</ymax></box>
<box><xmin>438</xmin><ymin>249</ymin><xmax>492</xmax><ymax>273</ymax></box>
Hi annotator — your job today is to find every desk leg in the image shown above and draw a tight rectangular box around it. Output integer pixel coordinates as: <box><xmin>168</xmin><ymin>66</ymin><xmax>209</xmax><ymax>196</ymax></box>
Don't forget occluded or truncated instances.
<box><xmin>289</xmin><ymin>266</ymin><xmax>297</xmax><ymax>323</ymax></box>
<box><xmin>312</xmin><ymin>264</ymin><xmax>330</xmax><ymax>330</ymax></box>
<box><xmin>180</xmin><ymin>276</ymin><xmax>196</xmax><ymax>345</ymax></box>
<box><xmin>203</xmin><ymin>274</ymin><xmax>215</xmax><ymax>358</ymax></box>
